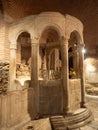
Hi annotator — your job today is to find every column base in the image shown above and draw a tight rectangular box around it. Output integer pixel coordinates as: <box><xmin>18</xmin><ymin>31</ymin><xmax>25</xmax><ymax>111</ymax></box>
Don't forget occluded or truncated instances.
<box><xmin>63</xmin><ymin>107</ymin><xmax>73</xmax><ymax>115</ymax></box>
<box><xmin>80</xmin><ymin>101</ymin><xmax>87</xmax><ymax>108</ymax></box>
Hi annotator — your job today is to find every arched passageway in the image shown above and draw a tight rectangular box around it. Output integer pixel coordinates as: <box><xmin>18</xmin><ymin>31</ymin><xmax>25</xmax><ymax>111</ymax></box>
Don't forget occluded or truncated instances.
<box><xmin>68</xmin><ymin>31</ymin><xmax>81</xmax><ymax>79</ymax></box>
<box><xmin>17</xmin><ymin>32</ymin><xmax>31</xmax><ymax>65</ymax></box>
<box><xmin>39</xmin><ymin>28</ymin><xmax>61</xmax><ymax>80</ymax></box>
<box><xmin>39</xmin><ymin>27</ymin><xmax>63</xmax><ymax>115</ymax></box>
<box><xmin>16</xmin><ymin>32</ymin><xmax>31</xmax><ymax>80</ymax></box>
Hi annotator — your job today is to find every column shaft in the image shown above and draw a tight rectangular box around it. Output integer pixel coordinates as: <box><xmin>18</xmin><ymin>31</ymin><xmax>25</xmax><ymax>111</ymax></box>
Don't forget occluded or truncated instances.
<box><xmin>61</xmin><ymin>36</ymin><xmax>70</xmax><ymax>114</ymax></box>
<box><xmin>9</xmin><ymin>44</ymin><xmax>16</xmax><ymax>91</ymax></box>
<box><xmin>31</xmin><ymin>41</ymin><xmax>39</xmax><ymax>118</ymax></box>
<box><xmin>79</xmin><ymin>44</ymin><xmax>86</xmax><ymax>107</ymax></box>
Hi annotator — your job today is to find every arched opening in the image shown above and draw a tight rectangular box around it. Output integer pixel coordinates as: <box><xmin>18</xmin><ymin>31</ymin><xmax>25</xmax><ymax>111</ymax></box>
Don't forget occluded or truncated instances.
<box><xmin>16</xmin><ymin>31</ymin><xmax>31</xmax><ymax>79</ymax></box>
<box><xmin>68</xmin><ymin>31</ymin><xmax>80</xmax><ymax>79</ymax></box>
<box><xmin>39</xmin><ymin>27</ymin><xmax>63</xmax><ymax>115</ymax></box>
<box><xmin>39</xmin><ymin>27</ymin><xmax>61</xmax><ymax>80</ymax></box>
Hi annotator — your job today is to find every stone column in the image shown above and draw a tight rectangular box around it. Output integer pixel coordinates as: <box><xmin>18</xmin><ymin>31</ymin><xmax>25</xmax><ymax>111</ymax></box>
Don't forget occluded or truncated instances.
<box><xmin>76</xmin><ymin>51</ymin><xmax>80</xmax><ymax>78</ymax></box>
<box><xmin>31</xmin><ymin>38</ymin><xmax>39</xmax><ymax>118</ymax></box>
<box><xmin>79</xmin><ymin>44</ymin><xmax>86</xmax><ymax>107</ymax></box>
<box><xmin>46</xmin><ymin>51</ymin><xmax>50</xmax><ymax>80</ymax></box>
<box><xmin>74</xmin><ymin>47</ymin><xmax>79</xmax><ymax>78</ymax></box>
<box><xmin>9</xmin><ymin>43</ymin><xmax>17</xmax><ymax>91</ymax></box>
<box><xmin>60</xmin><ymin>36</ymin><xmax>71</xmax><ymax>114</ymax></box>
<box><xmin>41</xmin><ymin>48</ymin><xmax>46</xmax><ymax>70</ymax></box>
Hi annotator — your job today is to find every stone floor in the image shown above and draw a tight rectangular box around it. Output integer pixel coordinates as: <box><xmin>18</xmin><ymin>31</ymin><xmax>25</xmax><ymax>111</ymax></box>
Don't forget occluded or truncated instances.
<box><xmin>80</xmin><ymin>94</ymin><xmax>98</xmax><ymax>130</ymax></box>
<box><xmin>20</xmin><ymin>94</ymin><xmax>98</xmax><ymax>130</ymax></box>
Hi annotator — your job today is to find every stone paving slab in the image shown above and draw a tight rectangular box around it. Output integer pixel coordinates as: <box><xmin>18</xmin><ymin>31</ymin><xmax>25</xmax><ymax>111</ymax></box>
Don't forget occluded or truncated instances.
<box><xmin>87</xmin><ymin>121</ymin><xmax>98</xmax><ymax>129</ymax></box>
<box><xmin>80</xmin><ymin>125</ymin><xmax>96</xmax><ymax>130</ymax></box>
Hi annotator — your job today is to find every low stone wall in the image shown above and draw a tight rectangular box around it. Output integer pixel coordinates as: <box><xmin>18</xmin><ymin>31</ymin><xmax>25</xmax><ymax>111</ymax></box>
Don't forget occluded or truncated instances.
<box><xmin>0</xmin><ymin>88</ymin><xmax>34</xmax><ymax>130</ymax></box>
<box><xmin>0</xmin><ymin>62</ymin><xmax>9</xmax><ymax>94</ymax></box>
<box><xmin>69</xmin><ymin>79</ymin><xmax>81</xmax><ymax>111</ymax></box>
<box><xmin>39</xmin><ymin>80</ymin><xmax>63</xmax><ymax>115</ymax></box>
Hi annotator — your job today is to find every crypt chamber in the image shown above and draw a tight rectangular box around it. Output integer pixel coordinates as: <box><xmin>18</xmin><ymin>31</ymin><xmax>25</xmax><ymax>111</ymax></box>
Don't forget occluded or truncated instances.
<box><xmin>0</xmin><ymin>12</ymin><xmax>93</xmax><ymax>130</ymax></box>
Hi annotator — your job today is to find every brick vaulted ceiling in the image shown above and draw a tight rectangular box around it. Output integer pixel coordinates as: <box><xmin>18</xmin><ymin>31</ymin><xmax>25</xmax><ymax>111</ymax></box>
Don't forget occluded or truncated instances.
<box><xmin>0</xmin><ymin>0</ymin><xmax>98</xmax><ymax>55</ymax></box>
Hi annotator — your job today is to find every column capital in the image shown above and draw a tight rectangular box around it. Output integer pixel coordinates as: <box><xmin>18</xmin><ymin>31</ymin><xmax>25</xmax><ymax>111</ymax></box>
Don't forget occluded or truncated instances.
<box><xmin>10</xmin><ymin>44</ymin><xmax>17</xmax><ymax>49</ymax></box>
<box><xmin>78</xmin><ymin>43</ymin><xmax>85</xmax><ymax>48</ymax></box>
<box><xmin>60</xmin><ymin>35</ymin><xmax>70</xmax><ymax>45</ymax></box>
<box><xmin>31</xmin><ymin>37</ymin><xmax>39</xmax><ymax>44</ymax></box>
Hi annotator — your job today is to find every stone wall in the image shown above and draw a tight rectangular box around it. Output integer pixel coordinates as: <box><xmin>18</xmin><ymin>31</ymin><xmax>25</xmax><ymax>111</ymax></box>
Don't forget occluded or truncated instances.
<box><xmin>0</xmin><ymin>88</ymin><xmax>34</xmax><ymax>130</ymax></box>
<box><xmin>0</xmin><ymin>21</ymin><xmax>9</xmax><ymax>62</ymax></box>
<box><xmin>84</xmin><ymin>57</ymin><xmax>98</xmax><ymax>83</ymax></box>
<box><xmin>39</xmin><ymin>79</ymin><xmax>81</xmax><ymax>115</ymax></box>
<box><xmin>39</xmin><ymin>80</ymin><xmax>63</xmax><ymax>116</ymax></box>
<box><xmin>69</xmin><ymin>79</ymin><xmax>81</xmax><ymax>111</ymax></box>
<box><xmin>0</xmin><ymin>62</ymin><xmax>9</xmax><ymax>94</ymax></box>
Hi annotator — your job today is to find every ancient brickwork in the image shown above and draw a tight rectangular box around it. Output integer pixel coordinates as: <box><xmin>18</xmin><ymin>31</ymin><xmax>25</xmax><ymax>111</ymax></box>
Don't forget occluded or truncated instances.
<box><xmin>0</xmin><ymin>21</ymin><xmax>9</xmax><ymax>62</ymax></box>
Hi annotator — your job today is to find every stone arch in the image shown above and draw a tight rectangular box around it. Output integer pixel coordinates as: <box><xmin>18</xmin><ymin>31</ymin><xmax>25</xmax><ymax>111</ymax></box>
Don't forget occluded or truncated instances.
<box><xmin>15</xmin><ymin>30</ymin><xmax>31</xmax><ymax>42</ymax></box>
<box><xmin>39</xmin><ymin>25</ymin><xmax>62</xmax><ymax>80</ymax></box>
<box><xmin>39</xmin><ymin>25</ymin><xmax>63</xmax><ymax>42</ymax></box>
<box><xmin>15</xmin><ymin>31</ymin><xmax>31</xmax><ymax>80</ymax></box>
<box><xmin>70</xmin><ymin>30</ymin><xmax>83</xmax><ymax>44</ymax></box>
<box><xmin>16</xmin><ymin>31</ymin><xmax>31</xmax><ymax>64</ymax></box>
<box><xmin>9</xmin><ymin>27</ymin><xmax>31</xmax><ymax>44</ymax></box>
<box><xmin>68</xmin><ymin>30</ymin><xmax>82</xmax><ymax>79</ymax></box>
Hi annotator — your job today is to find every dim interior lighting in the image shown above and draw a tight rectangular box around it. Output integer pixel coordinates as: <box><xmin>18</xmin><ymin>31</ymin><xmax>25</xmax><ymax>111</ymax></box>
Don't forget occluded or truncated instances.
<box><xmin>82</xmin><ymin>48</ymin><xmax>86</xmax><ymax>54</ymax></box>
<box><xmin>87</xmin><ymin>64</ymin><xmax>96</xmax><ymax>72</ymax></box>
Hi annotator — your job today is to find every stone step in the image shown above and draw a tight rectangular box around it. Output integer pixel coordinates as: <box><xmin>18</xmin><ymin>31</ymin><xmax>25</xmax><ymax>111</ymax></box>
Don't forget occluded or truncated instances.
<box><xmin>67</xmin><ymin>114</ymin><xmax>94</xmax><ymax>129</ymax></box>
<box><xmin>64</xmin><ymin>109</ymin><xmax>92</xmax><ymax>125</ymax></box>
<box><xmin>50</xmin><ymin>116</ymin><xmax>67</xmax><ymax>130</ymax></box>
<box><xmin>50</xmin><ymin>108</ymin><xmax>93</xmax><ymax>130</ymax></box>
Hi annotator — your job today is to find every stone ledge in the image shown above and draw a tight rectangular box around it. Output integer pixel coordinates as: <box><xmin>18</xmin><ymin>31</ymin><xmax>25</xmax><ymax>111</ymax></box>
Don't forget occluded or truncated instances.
<box><xmin>50</xmin><ymin>108</ymin><xmax>93</xmax><ymax>130</ymax></box>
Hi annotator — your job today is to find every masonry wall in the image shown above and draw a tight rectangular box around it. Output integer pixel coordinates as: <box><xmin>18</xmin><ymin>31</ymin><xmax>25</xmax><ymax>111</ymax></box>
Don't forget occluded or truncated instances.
<box><xmin>0</xmin><ymin>88</ymin><xmax>34</xmax><ymax>130</ymax></box>
<box><xmin>84</xmin><ymin>57</ymin><xmax>98</xmax><ymax>83</ymax></box>
<box><xmin>69</xmin><ymin>79</ymin><xmax>81</xmax><ymax>111</ymax></box>
<box><xmin>39</xmin><ymin>80</ymin><xmax>63</xmax><ymax>115</ymax></box>
<box><xmin>0</xmin><ymin>20</ymin><xmax>10</xmax><ymax>62</ymax></box>
<box><xmin>39</xmin><ymin>79</ymin><xmax>81</xmax><ymax>115</ymax></box>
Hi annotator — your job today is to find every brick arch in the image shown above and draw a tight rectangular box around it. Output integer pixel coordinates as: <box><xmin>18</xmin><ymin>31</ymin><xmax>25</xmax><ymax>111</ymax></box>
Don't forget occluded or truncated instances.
<box><xmin>9</xmin><ymin>28</ymin><xmax>31</xmax><ymax>44</ymax></box>
<box><xmin>16</xmin><ymin>31</ymin><xmax>31</xmax><ymax>64</ymax></box>
<box><xmin>34</xmin><ymin>12</ymin><xmax>65</xmax><ymax>39</ymax></box>
<box><xmin>69</xmin><ymin>30</ymin><xmax>83</xmax><ymax>45</ymax></box>
<box><xmin>15</xmin><ymin>30</ymin><xmax>31</xmax><ymax>42</ymax></box>
<box><xmin>39</xmin><ymin>25</ymin><xmax>62</xmax><ymax>43</ymax></box>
